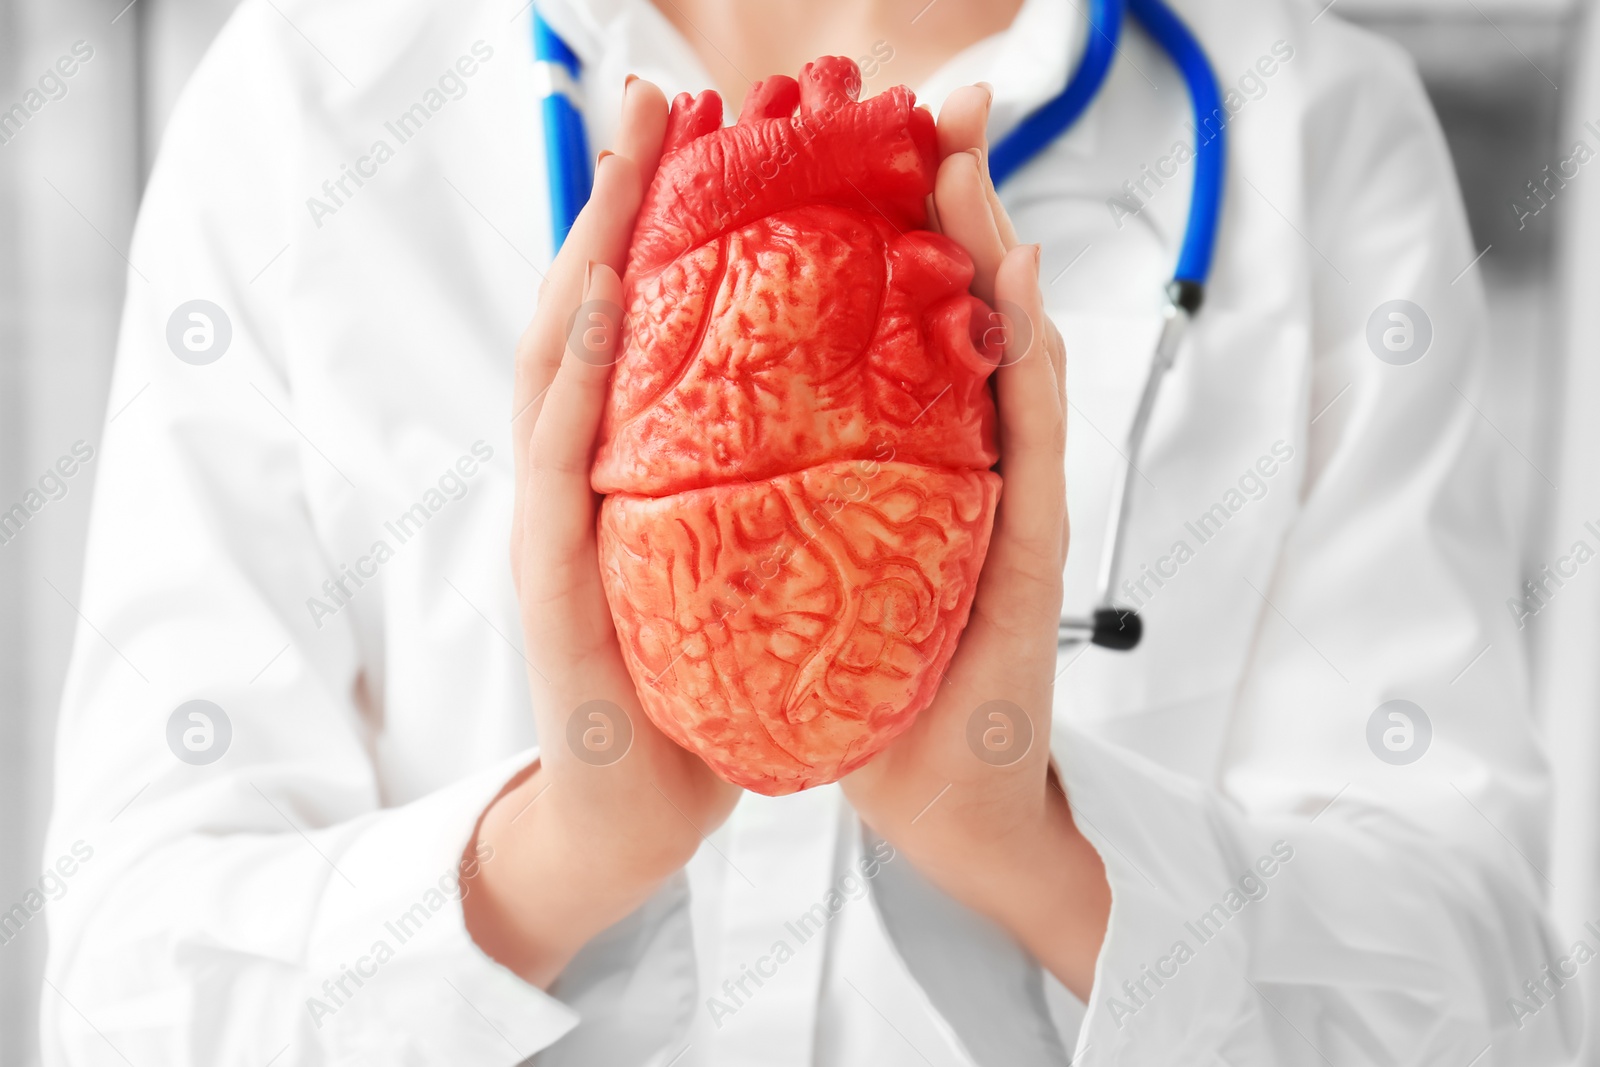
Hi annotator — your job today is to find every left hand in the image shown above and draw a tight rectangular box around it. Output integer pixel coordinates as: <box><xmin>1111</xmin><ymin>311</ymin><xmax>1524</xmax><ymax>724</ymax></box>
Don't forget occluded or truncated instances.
<box><xmin>840</xmin><ymin>85</ymin><xmax>1109</xmax><ymax>999</ymax></box>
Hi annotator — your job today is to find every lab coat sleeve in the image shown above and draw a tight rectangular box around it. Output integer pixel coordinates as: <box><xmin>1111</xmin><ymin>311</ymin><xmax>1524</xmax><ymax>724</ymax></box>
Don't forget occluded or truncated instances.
<box><xmin>1069</xmin><ymin>27</ymin><xmax>1583</xmax><ymax>1066</ymax></box>
<box><xmin>36</xmin><ymin>5</ymin><xmax>677</xmax><ymax>1064</ymax></box>
<box><xmin>871</xmin><ymin>22</ymin><xmax>1583</xmax><ymax>1067</ymax></box>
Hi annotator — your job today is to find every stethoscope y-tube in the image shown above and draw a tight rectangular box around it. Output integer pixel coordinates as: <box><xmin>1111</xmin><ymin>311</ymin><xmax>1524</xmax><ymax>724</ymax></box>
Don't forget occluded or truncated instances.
<box><xmin>531</xmin><ymin>0</ymin><xmax>1227</xmax><ymax>653</ymax></box>
<box><xmin>1057</xmin><ymin>281</ymin><xmax>1200</xmax><ymax>651</ymax></box>
<box><xmin>987</xmin><ymin>0</ymin><xmax>1225</xmax><ymax>651</ymax></box>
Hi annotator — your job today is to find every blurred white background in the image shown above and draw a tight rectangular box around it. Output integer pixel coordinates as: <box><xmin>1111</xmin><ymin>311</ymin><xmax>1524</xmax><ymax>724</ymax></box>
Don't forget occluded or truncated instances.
<box><xmin>0</xmin><ymin>0</ymin><xmax>1594</xmax><ymax>1062</ymax></box>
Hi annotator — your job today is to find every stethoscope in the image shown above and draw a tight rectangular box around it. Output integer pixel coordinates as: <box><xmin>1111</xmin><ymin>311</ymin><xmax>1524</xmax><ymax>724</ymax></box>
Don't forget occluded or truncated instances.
<box><xmin>531</xmin><ymin>0</ymin><xmax>1226</xmax><ymax>652</ymax></box>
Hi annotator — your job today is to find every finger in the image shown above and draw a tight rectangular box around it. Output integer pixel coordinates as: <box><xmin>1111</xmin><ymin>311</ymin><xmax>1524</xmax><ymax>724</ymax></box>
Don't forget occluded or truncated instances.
<box><xmin>990</xmin><ymin>244</ymin><xmax>1066</xmax><ymax>570</ymax></box>
<box><xmin>512</xmin><ymin>151</ymin><xmax>644</xmax><ymax>556</ymax></box>
<box><xmin>526</xmin><ymin>261</ymin><xmax>625</xmax><ymax>555</ymax></box>
<box><xmin>1045</xmin><ymin>319</ymin><xmax>1066</xmax><ymax>411</ymax></box>
<box><xmin>980</xmin><ymin>161</ymin><xmax>1021</xmax><ymax>250</ymax></box>
<box><xmin>511</xmin><ymin>152</ymin><xmax>642</xmax><ymax>452</ymax></box>
<box><xmin>934</xmin><ymin>150</ymin><xmax>1006</xmax><ymax>305</ymax></box>
<box><xmin>512</xmin><ymin>77</ymin><xmax>666</xmax><ymax>484</ymax></box>
<box><xmin>937</xmin><ymin>84</ymin><xmax>1020</xmax><ymax>250</ymax></box>
<box><xmin>1045</xmin><ymin>321</ymin><xmax>1070</xmax><ymax>559</ymax></box>
<box><xmin>936</xmin><ymin>84</ymin><xmax>990</xmax><ymax>159</ymax></box>
<box><xmin>613</xmin><ymin>75</ymin><xmax>670</xmax><ymax>190</ymax></box>
<box><xmin>513</xmin><ymin>134</ymin><xmax>651</xmax><ymax>451</ymax></box>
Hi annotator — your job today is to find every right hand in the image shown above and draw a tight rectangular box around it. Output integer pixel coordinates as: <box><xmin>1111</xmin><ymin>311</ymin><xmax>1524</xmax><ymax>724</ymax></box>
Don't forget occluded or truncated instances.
<box><xmin>464</xmin><ymin>76</ymin><xmax>741</xmax><ymax>989</ymax></box>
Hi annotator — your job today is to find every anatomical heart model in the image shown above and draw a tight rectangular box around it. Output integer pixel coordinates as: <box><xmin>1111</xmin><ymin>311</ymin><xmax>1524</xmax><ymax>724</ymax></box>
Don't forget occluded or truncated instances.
<box><xmin>592</xmin><ymin>56</ymin><xmax>1003</xmax><ymax>795</ymax></box>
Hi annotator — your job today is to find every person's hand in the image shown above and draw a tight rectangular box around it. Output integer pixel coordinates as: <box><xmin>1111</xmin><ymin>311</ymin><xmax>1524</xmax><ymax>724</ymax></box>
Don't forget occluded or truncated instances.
<box><xmin>840</xmin><ymin>85</ymin><xmax>1110</xmax><ymax>999</ymax></box>
<box><xmin>464</xmin><ymin>77</ymin><xmax>740</xmax><ymax>989</ymax></box>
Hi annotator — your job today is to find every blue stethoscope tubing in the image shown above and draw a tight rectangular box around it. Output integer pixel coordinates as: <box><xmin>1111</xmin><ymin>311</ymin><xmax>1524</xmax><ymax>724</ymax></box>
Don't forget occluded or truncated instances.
<box><xmin>530</xmin><ymin>1</ymin><xmax>1226</xmax><ymax>650</ymax></box>
<box><xmin>533</xmin><ymin>16</ymin><xmax>591</xmax><ymax>250</ymax></box>
<box><xmin>988</xmin><ymin>0</ymin><xmax>1225</xmax><ymax>295</ymax></box>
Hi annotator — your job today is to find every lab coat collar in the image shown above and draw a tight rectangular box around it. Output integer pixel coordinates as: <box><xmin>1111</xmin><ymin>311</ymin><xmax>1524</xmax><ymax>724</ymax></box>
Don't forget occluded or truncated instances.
<box><xmin>913</xmin><ymin>0</ymin><xmax>1088</xmax><ymax>146</ymax></box>
<box><xmin>532</xmin><ymin>0</ymin><xmax>1089</xmax><ymax>146</ymax></box>
<box><xmin>530</xmin><ymin>0</ymin><xmax>621</xmax><ymax>68</ymax></box>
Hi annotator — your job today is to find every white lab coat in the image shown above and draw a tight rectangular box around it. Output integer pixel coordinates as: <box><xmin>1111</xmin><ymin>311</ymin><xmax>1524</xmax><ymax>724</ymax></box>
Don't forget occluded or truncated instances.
<box><xmin>40</xmin><ymin>0</ymin><xmax>1583</xmax><ymax>1062</ymax></box>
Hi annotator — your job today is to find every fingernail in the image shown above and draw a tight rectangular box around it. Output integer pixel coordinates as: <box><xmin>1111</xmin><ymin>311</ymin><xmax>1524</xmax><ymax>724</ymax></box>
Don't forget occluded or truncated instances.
<box><xmin>976</xmin><ymin>81</ymin><xmax>994</xmax><ymax>109</ymax></box>
<box><xmin>584</xmin><ymin>259</ymin><xmax>597</xmax><ymax>296</ymax></box>
<box><xmin>596</xmin><ymin>148</ymin><xmax>614</xmax><ymax>168</ymax></box>
<box><xmin>625</xmin><ymin>73</ymin><xmax>638</xmax><ymax>90</ymax></box>
<box><xmin>1032</xmin><ymin>244</ymin><xmax>1043</xmax><ymax>271</ymax></box>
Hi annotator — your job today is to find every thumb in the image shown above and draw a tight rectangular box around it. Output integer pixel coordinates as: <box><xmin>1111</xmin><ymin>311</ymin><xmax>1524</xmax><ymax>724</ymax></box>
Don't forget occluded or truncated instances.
<box><xmin>525</xmin><ymin>261</ymin><xmax>625</xmax><ymax>554</ymax></box>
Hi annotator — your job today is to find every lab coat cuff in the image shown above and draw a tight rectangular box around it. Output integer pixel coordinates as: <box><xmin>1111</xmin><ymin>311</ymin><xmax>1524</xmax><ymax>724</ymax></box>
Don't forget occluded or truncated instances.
<box><xmin>1052</xmin><ymin>722</ymin><xmax>1255</xmax><ymax>1061</ymax></box>
<box><xmin>864</xmin><ymin>822</ymin><xmax>1074</xmax><ymax>1066</ymax></box>
<box><xmin>302</xmin><ymin>748</ymin><xmax>579</xmax><ymax>1065</ymax></box>
<box><xmin>535</xmin><ymin>870</ymin><xmax>696</xmax><ymax>1064</ymax></box>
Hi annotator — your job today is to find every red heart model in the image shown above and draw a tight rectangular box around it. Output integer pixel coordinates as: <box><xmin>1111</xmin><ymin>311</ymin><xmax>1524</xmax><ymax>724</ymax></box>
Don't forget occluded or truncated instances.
<box><xmin>592</xmin><ymin>56</ymin><xmax>1003</xmax><ymax>795</ymax></box>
